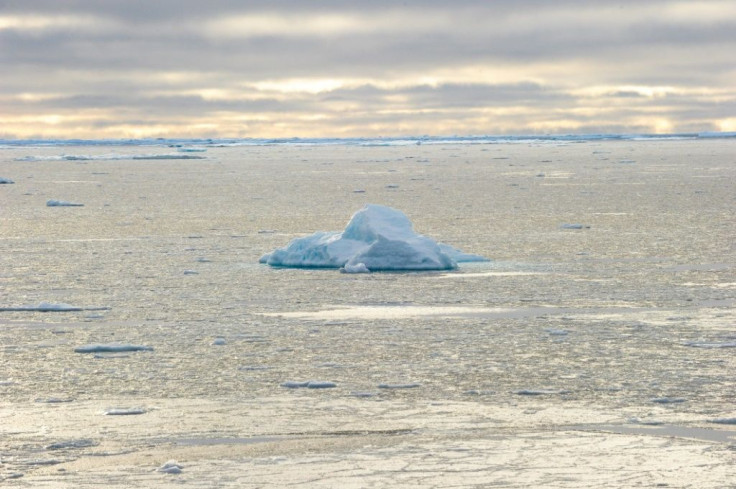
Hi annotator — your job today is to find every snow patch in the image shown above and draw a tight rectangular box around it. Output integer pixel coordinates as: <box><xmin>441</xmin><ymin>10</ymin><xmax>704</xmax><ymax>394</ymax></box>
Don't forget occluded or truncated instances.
<box><xmin>260</xmin><ymin>204</ymin><xmax>487</xmax><ymax>272</ymax></box>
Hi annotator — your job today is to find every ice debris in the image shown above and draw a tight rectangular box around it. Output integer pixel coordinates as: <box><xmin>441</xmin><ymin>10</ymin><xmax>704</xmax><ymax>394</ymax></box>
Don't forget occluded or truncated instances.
<box><xmin>0</xmin><ymin>177</ymin><xmax>14</xmax><ymax>184</ymax></box>
<box><xmin>559</xmin><ymin>223</ymin><xmax>590</xmax><ymax>230</ymax></box>
<box><xmin>260</xmin><ymin>204</ymin><xmax>487</xmax><ymax>272</ymax></box>
<box><xmin>157</xmin><ymin>460</ymin><xmax>183</xmax><ymax>474</ymax></box>
<box><xmin>74</xmin><ymin>344</ymin><xmax>153</xmax><ymax>353</ymax></box>
<box><xmin>47</xmin><ymin>199</ymin><xmax>84</xmax><ymax>207</ymax></box>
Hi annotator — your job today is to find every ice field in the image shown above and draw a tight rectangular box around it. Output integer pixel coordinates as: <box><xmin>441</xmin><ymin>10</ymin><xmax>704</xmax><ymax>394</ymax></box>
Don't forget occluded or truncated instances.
<box><xmin>1</xmin><ymin>137</ymin><xmax>735</xmax><ymax>487</ymax></box>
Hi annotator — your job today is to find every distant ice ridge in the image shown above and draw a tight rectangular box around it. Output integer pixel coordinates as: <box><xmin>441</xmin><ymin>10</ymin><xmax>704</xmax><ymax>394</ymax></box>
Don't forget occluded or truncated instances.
<box><xmin>15</xmin><ymin>153</ymin><xmax>204</xmax><ymax>161</ymax></box>
<box><xmin>260</xmin><ymin>204</ymin><xmax>488</xmax><ymax>272</ymax></box>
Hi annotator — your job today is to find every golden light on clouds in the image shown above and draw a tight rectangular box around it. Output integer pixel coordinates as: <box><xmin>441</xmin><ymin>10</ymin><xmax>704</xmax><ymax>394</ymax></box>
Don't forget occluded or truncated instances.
<box><xmin>0</xmin><ymin>2</ymin><xmax>733</xmax><ymax>139</ymax></box>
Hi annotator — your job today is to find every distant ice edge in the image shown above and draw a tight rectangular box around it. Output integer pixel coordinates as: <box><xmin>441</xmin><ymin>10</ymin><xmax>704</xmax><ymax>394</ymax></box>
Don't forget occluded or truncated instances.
<box><xmin>260</xmin><ymin>204</ymin><xmax>488</xmax><ymax>273</ymax></box>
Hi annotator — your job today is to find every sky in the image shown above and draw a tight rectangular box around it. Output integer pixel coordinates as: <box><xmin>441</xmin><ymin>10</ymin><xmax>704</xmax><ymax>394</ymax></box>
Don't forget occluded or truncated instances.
<box><xmin>1</xmin><ymin>0</ymin><xmax>735</xmax><ymax>139</ymax></box>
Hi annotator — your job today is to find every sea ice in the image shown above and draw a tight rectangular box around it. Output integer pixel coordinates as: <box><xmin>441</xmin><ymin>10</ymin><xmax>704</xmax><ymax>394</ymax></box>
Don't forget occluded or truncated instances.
<box><xmin>281</xmin><ymin>380</ymin><xmax>337</xmax><ymax>389</ymax></box>
<box><xmin>709</xmin><ymin>417</ymin><xmax>736</xmax><ymax>425</ymax></box>
<box><xmin>0</xmin><ymin>177</ymin><xmax>14</xmax><ymax>184</ymax></box>
<box><xmin>0</xmin><ymin>302</ymin><xmax>108</xmax><ymax>312</ymax></box>
<box><xmin>378</xmin><ymin>383</ymin><xmax>421</xmax><ymax>389</ymax></box>
<box><xmin>157</xmin><ymin>460</ymin><xmax>183</xmax><ymax>474</ymax></box>
<box><xmin>47</xmin><ymin>200</ymin><xmax>84</xmax><ymax>207</ymax></box>
<box><xmin>651</xmin><ymin>397</ymin><xmax>687</xmax><ymax>404</ymax></box>
<box><xmin>74</xmin><ymin>344</ymin><xmax>153</xmax><ymax>353</ymax></box>
<box><xmin>104</xmin><ymin>408</ymin><xmax>147</xmax><ymax>415</ymax></box>
<box><xmin>45</xmin><ymin>439</ymin><xmax>97</xmax><ymax>450</ymax></box>
<box><xmin>260</xmin><ymin>204</ymin><xmax>487</xmax><ymax>272</ymax></box>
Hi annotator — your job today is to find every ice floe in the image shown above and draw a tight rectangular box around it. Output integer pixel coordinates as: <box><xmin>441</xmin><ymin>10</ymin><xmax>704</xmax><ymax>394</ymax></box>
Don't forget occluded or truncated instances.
<box><xmin>157</xmin><ymin>460</ymin><xmax>183</xmax><ymax>474</ymax></box>
<box><xmin>74</xmin><ymin>344</ymin><xmax>153</xmax><ymax>353</ymax></box>
<box><xmin>684</xmin><ymin>341</ymin><xmax>736</xmax><ymax>348</ymax></box>
<box><xmin>0</xmin><ymin>302</ymin><xmax>109</xmax><ymax>312</ymax></box>
<box><xmin>709</xmin><ymin>417</ymin><xmax>736</xmax><ymax>425</ymax></box>
<box><xmin>651</xmin><ymin>397</ymin><xmax>687</xmax><ymax>404</ymax></box>
<box><xmin>104</xmin><ymin>408</ymin><xmax>147</xmax><ymax>415</ymax></box>
<box><xmin>281</xmin><ymin>380</ymin><xmax>337</xmax><ymax>389</ymax></box>
<box><xmin>0</xmin><ymin>177</ymin><xmax>14</xmax><ymax>184</ymax></box>
<box><xmin>47</xmin><ymin>200</ymin><xmax>84</xmax><ymax>207</ymax></box>
<box><xmin>45</xmin><ymin>439</ymin><xmax>97</xmax><ymax>450</ymax></box>
<box><xmin>514</xmin><ymin>389</ymin><xmax>568</xmax><ymax>396</ymax></box>
<box><xmin>378</xmin><ymin>383</ymin><xmax>421</xmax><ymax>389</ymax></box>
<box><xmin>559</xmin><ymin>223</ymin><xmax>590</xmax><ymax>230</ymax></box>
<box><xmin>260</xmin><ymin>204</ymin><xmax>487</xmax><ymax>272</ymax></box>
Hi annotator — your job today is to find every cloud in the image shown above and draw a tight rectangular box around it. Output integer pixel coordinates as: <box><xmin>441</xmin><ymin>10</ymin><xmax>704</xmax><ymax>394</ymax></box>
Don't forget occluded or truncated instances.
<box><xmin>0</xmin><ymin>0</ymin><xmax>733</xmax><ymax>137</ymax></box>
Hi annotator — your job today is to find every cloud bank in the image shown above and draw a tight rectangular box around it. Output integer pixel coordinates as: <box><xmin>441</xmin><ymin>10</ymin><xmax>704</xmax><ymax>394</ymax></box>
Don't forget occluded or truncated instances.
<box><xmin>1</xmin><ymin>1</ymin><xmax>734</xmax><ymax>138</ymax></box>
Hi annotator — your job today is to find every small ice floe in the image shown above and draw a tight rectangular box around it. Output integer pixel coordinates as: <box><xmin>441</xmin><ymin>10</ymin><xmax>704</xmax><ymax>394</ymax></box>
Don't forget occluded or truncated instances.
<box><xmin>545</xmin><ymin>328</ymin><xmax>568</xmax><ymax>336</ymax></box>
<box><xmin>35</xmin><ymin>397</ymin><xmax>74</xmax><ymax>403</ymax></box>
<box><xmin>104</xmin><ymin>408</ymin><xmax>147</xmax><ymax>416</ymax></box>
<box><xmin>47</xmin><ymin>199</ymin><xmax>84</xmax><ymax>207</ymax></box>
<box><xmin>464</xmin><ymin>389</ymin><xmax>495</xmax><ymax>396</ymax></box>
<box><xmin>0</xmin><ymin>177</ymin><xmax>14</xmax><ymax>184</ymax></box>
<box><xmin>514</xmin><ymin>389</ymin><xmax>568</xmax><ymax>396</ymax></box>
<box><xmin>627</xmin><ymin>417</ymin><xmax>664</xmax><ymax>426</ymax></box>
<box><xmin>353</xmin><ymin>189</ymin><xmax>366</xmax><ymax>193</ymax></box>
<box><xmin>709</xmin><ymin>417</ymin><xmax>736</xmax><ymax>425</ymax></box>
<box><xmin>684</xmin><ymin>341</ymin><xmax>736</xmax><ymax>348</ymax></box>
<box><xmin>4</xmin><ymin>472</ymin><xmax>24</xmax><ymax>479</ymax></box>
<box><xmin>177</xmin><ymin>147</ymin><xmax>207</xmax><ymax>152</ymax></box>
<box><xmin>45</xmin><ymin>439</ymin><xmax>97</xmax><ymax>450</ymax></box>
<box><xmin>260</xmin><ymin>204</ymin><xmax>487</xmax><ymax>272</ymax></box>
<box><xmin>281</xmin><ymin>380</ymin><xmax>337</xmax><ymax>389</ymax></box>
<box><xmin>385</xmin><ymin>184</ymin><xmax>399</xmax><ymax>189</ymax></box>
<box><xmin>0</xmin><ymin>302</ymin><xmax>109</xmax><ymax>312</ymax></box>
<box><xmin>559</xmin><ymin>223</ymin><xmax>590</xmax><ymax>230</ymax></box>
<box><xmin>618</xmin><ymin>159</ymin><xmax>636</xmax><ymax>164</ymax></box>
<box><xmin>651</xmin><ymin>397</ymin><xmax>687</xmax><ymax>404</ymax></box>
<box><xmin>212</xmin><ymin>337</ymin><xmax>226</xmax><ymax>346</ymax></box>
<box><xmin>183</xmin><ymin>270</ymin><xmax>199</xmax><ymax>275</ymax></box>
<box><xmin>74</xmin><ymin>343</ymin><xmax>153</xmax><ymax>354</ymax></box>
<box><xmin>378</xmin><ymin>383</ymin><xmax>421</xmax><ymax>389</ymax></box>
<box><xmin>342</xmin><ymin>262</ymin><xmax>370</xmax><ymax>274</ymax></box>
<box><xmin>195</xmin><ymin>257</ymin><xmax>211</xmax><ymax>263</ymax></box>
<box><xmin>157</xmin><ymin>460</ymin><xmax>183</xmax><ymax>474</ymax></box>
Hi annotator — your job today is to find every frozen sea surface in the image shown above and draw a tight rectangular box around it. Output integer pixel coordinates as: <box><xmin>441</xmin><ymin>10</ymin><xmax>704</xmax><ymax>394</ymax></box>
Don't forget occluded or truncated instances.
<box><xmin>0</xmin><ymin>139</ymin><xmax>735</xmax><ymax>487</ymax></box>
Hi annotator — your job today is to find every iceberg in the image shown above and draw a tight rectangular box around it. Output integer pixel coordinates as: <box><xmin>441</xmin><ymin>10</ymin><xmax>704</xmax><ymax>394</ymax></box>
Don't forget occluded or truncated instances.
<box><xmin>260</xmin><ymin>204</ymin><xmax>487</xmax><ymax>272</ymax></box>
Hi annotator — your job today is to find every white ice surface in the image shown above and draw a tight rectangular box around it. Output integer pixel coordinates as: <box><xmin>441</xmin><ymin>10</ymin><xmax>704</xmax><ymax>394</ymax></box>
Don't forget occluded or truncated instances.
<box><xmin>261</xmin><ymin>204</ymin><xmax>487</xmax><ymax>272</ymax></box>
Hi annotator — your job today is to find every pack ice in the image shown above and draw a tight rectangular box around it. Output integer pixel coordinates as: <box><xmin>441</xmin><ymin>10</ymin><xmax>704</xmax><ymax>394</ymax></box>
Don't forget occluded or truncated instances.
<box><xmin>260</xmin><ymin>204</ymin><xmax>487</xmax><ymax>272</ymax></box>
